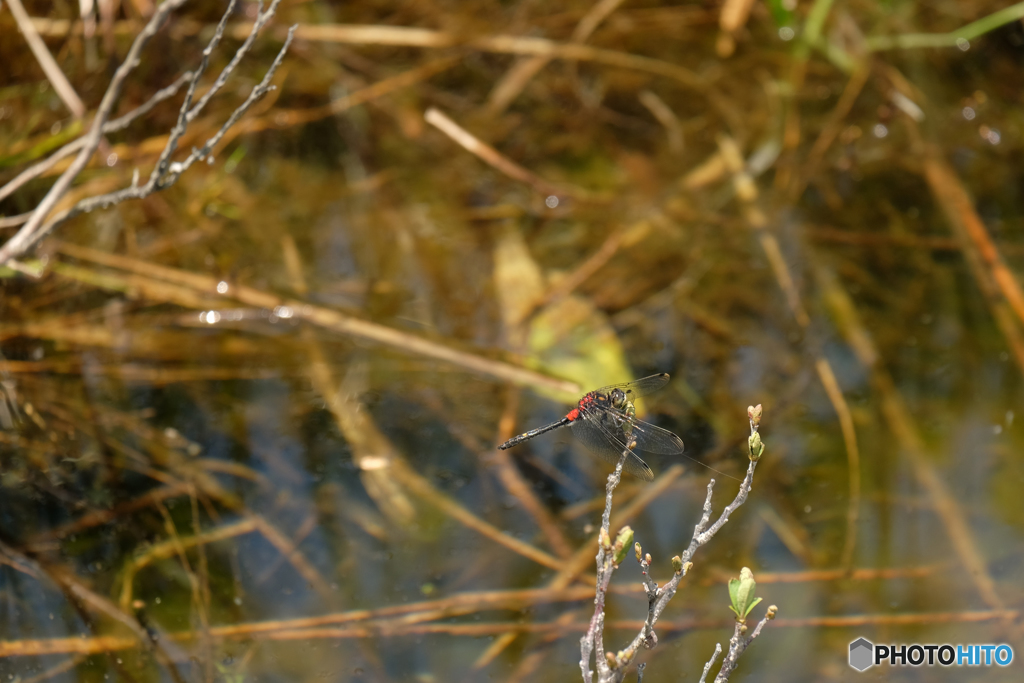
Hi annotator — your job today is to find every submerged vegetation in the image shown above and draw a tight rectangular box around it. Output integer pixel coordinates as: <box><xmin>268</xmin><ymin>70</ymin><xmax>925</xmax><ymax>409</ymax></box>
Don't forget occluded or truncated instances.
<box><xmin>1</xmin><ymin>0</ymin><xmax>1023</xmax><ymax>681</ymax></box>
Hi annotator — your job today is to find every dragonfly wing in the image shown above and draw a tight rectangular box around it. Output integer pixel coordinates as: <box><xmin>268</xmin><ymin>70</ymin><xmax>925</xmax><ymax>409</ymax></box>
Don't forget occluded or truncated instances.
<box><xmin>585</xmin><ymin>407</ymin><xmax>684</xmax><ymax>455</ymax></box>
<box><xmin>591</xmin><ymin>373</ymin><xmax>671</xmax><ymax>401</ymax></box>
<box><xmin>571</xmin><ymin>408</ymin><xmax>656</xmax><ymax>480</ymax></box>
<box><xmin>572</xmin><ymin>426</ymin><xmax>654</xmax><ymax>480</ymax></box>
<box><xmin>618</xmin><ymin>450</ymin><xmax>656</xmax><ymax>481</ymax></box>
<box><xmin>623</xmin><ymin>419</ymin><xmax>685</xmax><ymax>455</ymax></box>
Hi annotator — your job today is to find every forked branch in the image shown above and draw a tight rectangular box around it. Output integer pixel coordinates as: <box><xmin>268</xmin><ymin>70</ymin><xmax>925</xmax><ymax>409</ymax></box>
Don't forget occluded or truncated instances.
<box><xmin>0</xmin><ymin>0</ymin><xmax>295</xmax><ymax>266</ymax></box>
<box><xmin>581</xmin><ymin>405</ymin><xmax>769</xmax><ymax>683</ymax></box>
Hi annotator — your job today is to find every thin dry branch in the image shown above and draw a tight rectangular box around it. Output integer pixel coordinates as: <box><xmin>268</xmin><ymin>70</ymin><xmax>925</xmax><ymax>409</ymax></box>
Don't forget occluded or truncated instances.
<box><xmin>0</xmin><ymin>0</ymin><xmax>190</xmax><ymax>264</ymax></box>
<box><xmin>712</xmin><ymin>606</ymin><xmax>777</xmax><ymax>683</ymax></box>
<box><xmin>0</xmin><ymin>72</ymin><xmax>195</xmax><ymax>207</ymax></box>
<box><xmin>478</xmin><ymin>464</ymin><xmax>686</xmax><ymax>667</ymax></box>
<box><xmin>699</xmin><ymin>644</ymin><xmax>722</xmax><ymax>683</ymax></box>
<box><xmin>581</xmin><ymin>409</ymin><xmax>763</xmax><ymax>683</ymax></box>
<box><xmin>4</xmin><ymin>0</ymin><xmax>86</xmax><ymax>118</ymax></box>
<box><xmin>551</xmin><ymin>464</ymin><xmax>686</xmax><ymax>590</ymax></box>
<box><xmin>0</xmin><ymin>0</ymin><xmax>295</xmax><ymax>265</ymax></box>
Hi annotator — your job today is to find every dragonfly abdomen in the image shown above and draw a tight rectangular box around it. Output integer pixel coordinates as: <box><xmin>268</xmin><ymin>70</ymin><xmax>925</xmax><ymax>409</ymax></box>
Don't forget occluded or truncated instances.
<box><xmin>497</xmin><ymin>416</ymin><xmax>572</xmax><ymax>450</ymax></box>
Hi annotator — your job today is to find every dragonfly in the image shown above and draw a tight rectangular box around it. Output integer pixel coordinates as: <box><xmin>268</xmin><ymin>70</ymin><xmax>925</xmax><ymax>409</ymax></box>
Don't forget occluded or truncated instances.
<box><xmin>498</xmin><ymin>373</ymin><xmax>684</xmax><ymax>481</ymax></box>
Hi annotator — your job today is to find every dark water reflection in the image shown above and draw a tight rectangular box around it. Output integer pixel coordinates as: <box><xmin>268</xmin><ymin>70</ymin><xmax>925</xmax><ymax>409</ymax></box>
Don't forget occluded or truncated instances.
<box><xmin>2</xmin><ymin>1</ymin><xmax>1024</xmax><ymax>681</ymax></box>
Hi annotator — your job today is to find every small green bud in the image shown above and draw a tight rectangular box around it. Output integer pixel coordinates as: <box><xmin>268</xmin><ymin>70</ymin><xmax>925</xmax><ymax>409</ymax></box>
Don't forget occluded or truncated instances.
<box><xmin>747</xmin><ymin>404</ymin><xmax>762</xmax><ymax>426</ymax></box>
<box><xmin>605</xmin><ymin>652</ymin><xmax>618</xmax><ymax>669</ymax></box>
<box><xmin>612</xmin><ymin>526</ymin><xmax>633</xmax><ymax>566</ymax></box>
<box><xmin>748</xmin><ymin>431</ymin><xmax>764</xmax><ymax>461</ymax></box>
<box><xmin>634</xmin><ymin>542</ymin><xmax>642</xmax><ymax>562</ymax></box>
<box><xmin>599</xmin><ymin>527</ymin><xmax>611</xmax><ymax>550</ymax></box>
<box><xmin>728</xmin><ymin>567</ymin><xmax>763</xmax><ymax>622</ymax></box>
<box><xmin>671</xmin><ymin>555</ymin><xmax>683</xmax><ymax>574</ymax></box>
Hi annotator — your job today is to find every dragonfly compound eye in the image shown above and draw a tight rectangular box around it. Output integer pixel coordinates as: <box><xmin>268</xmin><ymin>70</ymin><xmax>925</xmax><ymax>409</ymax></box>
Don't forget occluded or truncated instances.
<box><xmin>610</xmin><ymin>389</ymin><xmax>627</xmax><ymax>408</ymax></box>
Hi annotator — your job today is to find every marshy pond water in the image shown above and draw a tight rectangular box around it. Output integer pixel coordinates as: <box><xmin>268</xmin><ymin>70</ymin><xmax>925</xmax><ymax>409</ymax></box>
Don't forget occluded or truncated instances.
<box><xmin>1</xmin><ymin>1</ymin><xmax>1023</xmax><ymax>681</ymax></box>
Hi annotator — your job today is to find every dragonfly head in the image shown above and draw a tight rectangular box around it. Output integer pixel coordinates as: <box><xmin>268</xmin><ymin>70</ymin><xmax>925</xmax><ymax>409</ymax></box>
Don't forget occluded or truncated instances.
<box><xmin>609</xmin><ymin>388</ymin><xmax>628</xmax><ymax>409</ymax></box>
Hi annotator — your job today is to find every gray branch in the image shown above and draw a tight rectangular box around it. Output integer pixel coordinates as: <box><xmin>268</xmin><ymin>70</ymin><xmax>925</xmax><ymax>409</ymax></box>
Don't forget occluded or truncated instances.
<box><xmin>0</xmin><ymin>0</ymin><xmax>189</xmax><ymax>264</ymax></box>
<box><xmin>0</xmin><ymin>0</ymin><xmax>294</xmax><ymax>265</ymax></box>
<box><xmin>0</xmin><ymin>72</ymin><xmax>195</xmax><ymax>208</ymax></box>
<box><xmin>712</xmin><ymin>605</ymin><xmax>777</xmax><ymax>683</ymax></box>
<box><xmin>699</xmin><ymin>643</ymin><xmax>722</xmax><ymax>683</ymax></box>
<box><xmin>582</xmin><ymin>408</ymin><xmax>765</xmax><ymax>683</ymax></box>
<box><xmin>580</xmin><ymin>450</ymin><xmax>628</xmax><ymax>683</ymax></box>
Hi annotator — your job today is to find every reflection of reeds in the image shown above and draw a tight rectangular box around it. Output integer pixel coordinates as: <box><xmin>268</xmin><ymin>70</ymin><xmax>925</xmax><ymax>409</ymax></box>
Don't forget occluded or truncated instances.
<box><xmin>3</xmin><ymin>568</ymin><xmax>1014</xmax><ymax>658</ymax></box>
<box><xmin>47</xmin><ymin>239</ymin><xmax>579</xmax><ymax>393</ymax></box>
<box><xmin>921</xmin><ymin>145</ymin><xmax>1024</xmax><ymax>370</ymax></box>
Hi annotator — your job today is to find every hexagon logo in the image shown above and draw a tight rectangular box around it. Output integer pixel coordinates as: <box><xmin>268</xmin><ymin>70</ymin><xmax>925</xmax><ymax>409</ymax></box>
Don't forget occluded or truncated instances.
<box><xmin>849</xmin><ymin>637</ymin><xmax>874</xmax><ymax>671</ymax></box>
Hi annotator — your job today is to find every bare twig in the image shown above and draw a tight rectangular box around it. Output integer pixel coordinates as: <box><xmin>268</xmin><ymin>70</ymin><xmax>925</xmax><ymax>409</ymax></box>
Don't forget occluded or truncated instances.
<box><xmin>0</xmin><ymin>72</ymin><xmax>195</xmax><ymax>206</ymax></box>
<box><xmin>712</xmin><ymin>606</ymin><xmax>777</xmax><ymax>683</ymax></box>
<box><xmin>4</xmin><ymin>0</ymin><xmax>86</xmax><ymax>118</ymax></box>
<box><xmin>0</xmin><ymin>0</ymin><xmax>295</xmax><ymax>266</ymax></box>
<box><xmin>0</xmin><ymin>213</ymin><xmax>33</xmax><ymax>230</ymax></box>
<box><xmin>699</xmin><ymin>643</ymin><xmax>722</xmax><ymax>683</ymax></box>
<box><xmin>552</xmin><ymin>465</ymin><xmax>686</xmax><ymax>590</ymax></box>
<box><xmin>62</xmin><ymin>6</ymin><xmax>296</xmax><ymax>229</ymax></box>
<box><xmin>581</xmin><ymin>407</ymin><xmax>764</xmax><ymax>682</ymax></box>
<box><xmin>0</xmin><ymin>0</ymin><xmax>189</xmax><ymax>264</ymax></box>
<box><xmin>478</xmin><ymin>465</ymin><xmax>684</xmax><ymax>667</ymax></box>
<box><xmin>579</xmin><ymin>450</ymin><xmax>628</xmax><ymax>683</ymax></box>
